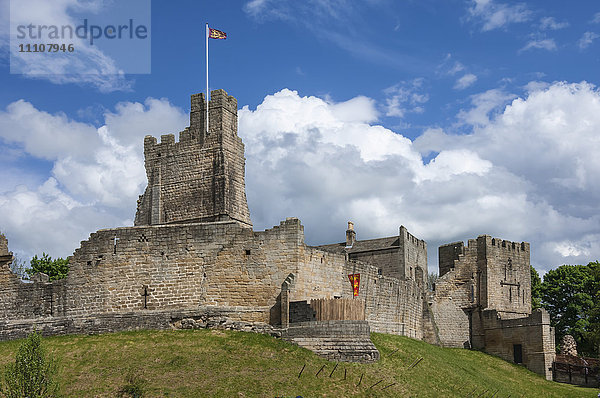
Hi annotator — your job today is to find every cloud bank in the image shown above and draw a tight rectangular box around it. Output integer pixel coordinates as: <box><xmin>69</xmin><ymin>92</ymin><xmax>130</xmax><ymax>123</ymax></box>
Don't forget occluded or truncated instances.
<box><xmin>1</xmin><ymin>81</ymin><xmax>600</xmax><ymax>274</ymax></box>
<box><xmin>0</xmin><ymin>98</ymin><xmax>188</xmax><ymax>259</ymax></box>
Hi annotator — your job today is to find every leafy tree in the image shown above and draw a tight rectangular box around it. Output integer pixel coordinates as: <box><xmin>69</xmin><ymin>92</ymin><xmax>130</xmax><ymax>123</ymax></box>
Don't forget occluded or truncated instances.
<box><xmin>584</xmin><ymin>262</ymin><xmax>600</xmax><ymax>357</ymax></box>
<box><xmin>26</xmin><ymin>253</ymin><xmax>69</xmax><ymax>282</ymax></box>
<box><xmin>427</xmin><ymin>272</ymin><xmax>439</xmax><ymax>291</ymax></box>
<box><xmin>541</xmin><ymin>262</ymin><xmax>599</xmax><ymax>357</ymax></box>
<box><xmin>1</xmin><ymin>331</ymin><xmax>60</xmax><ymax>398</ymax></box>
<box><xmin>9</xmin><ymin>255</ymin><xmax>28</xmax><ymax>281</ymax></box>
<box><xmin>530</xmin><ymin>265</ymin><xmax>542</xmax><ymax>310</ymax></box>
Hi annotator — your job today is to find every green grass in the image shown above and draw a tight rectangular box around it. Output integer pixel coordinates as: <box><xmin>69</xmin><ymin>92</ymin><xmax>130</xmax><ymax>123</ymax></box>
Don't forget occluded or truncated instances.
<box><xmin>0</xmin><ymin>330</ymin><xmax>596</xmax><ymax>397</ymax></box>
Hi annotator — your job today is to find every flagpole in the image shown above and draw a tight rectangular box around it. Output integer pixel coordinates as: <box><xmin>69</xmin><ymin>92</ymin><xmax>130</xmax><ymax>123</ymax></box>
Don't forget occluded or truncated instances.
<box><xmin>205</xmin><ymin>23</ymin><xmax>209</xmax><ymax>135</ymax></box>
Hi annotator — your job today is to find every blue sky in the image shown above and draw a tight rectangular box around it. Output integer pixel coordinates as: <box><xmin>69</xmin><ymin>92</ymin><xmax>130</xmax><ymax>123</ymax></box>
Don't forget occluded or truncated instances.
<box><xmin>1</xmin><ymin>0</ymin><xmax>600</xmax><ymax>274</ymax></box>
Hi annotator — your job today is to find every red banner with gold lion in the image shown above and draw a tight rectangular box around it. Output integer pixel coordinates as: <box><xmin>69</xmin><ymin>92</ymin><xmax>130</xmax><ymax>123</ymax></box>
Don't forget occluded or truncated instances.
<box><xmin>348</xmin><ymin>273</ymin><xmax>360</xmax><ymax>297</ymax></box>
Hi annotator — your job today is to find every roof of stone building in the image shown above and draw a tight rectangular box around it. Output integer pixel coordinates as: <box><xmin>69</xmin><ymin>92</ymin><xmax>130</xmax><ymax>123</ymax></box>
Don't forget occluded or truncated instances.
<box><xmin>315</xmin><ymin>236</ymin><xmax>400</xmax><ymax>254</ymax></box>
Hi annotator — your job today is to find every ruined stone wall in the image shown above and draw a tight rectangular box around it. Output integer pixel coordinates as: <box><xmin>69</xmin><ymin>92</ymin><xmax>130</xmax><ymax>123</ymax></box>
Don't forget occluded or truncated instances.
<box><xmin>438</xmin><ymin>241</ymin><xmax>463</xmax><ymax>277</ymax></box>
<box><xmin>399</xmin><ymin>226</ymin><xmax>427</xmax><ymax>285</ymax></box>
<box><xmin>432</xmin><ymin>240</ymin><xmax>479</xmax><ymax>347</ymax></box>
<box><xmin>135</xmin><ymin>89</ymin><xmax>251</xmax><ymax>227</ymax></box>
<box><xmin>0</xmin><ymin>219</ymin><xmax>305</xmax><ymax>330</ymax></box>
<box><xmin>0</xmin><ymin>234</ymin><xmax>68</xmax><ymax>321</ymax></box>
<box><xmin>480</xmin><ymin>309</ymin><xmax>555</xmax><ymax>380</ymax></box>
<box><xmin>65</xmin><ymin>218</ymin><xmax>303</xmax><ymax>322</ymax></box>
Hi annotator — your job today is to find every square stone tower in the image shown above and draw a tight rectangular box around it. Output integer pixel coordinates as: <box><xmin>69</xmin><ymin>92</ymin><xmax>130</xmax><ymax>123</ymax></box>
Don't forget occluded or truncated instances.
<box><xmin>438</xmin><ymin>235</ymin><xmax>531</xmax><ymax>317</ymax></box>
<box><xmin>134</xmin><ymin>89</ymin><xmax>252</xmax><ymax>227</ymax></box>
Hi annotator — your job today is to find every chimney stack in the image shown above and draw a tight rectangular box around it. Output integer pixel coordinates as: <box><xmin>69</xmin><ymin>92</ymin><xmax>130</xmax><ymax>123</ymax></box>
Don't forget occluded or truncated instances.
<box><xmin>346</xmin><ymin>221</ymin><xmax>356</xmax><ymax>247</ymax></box>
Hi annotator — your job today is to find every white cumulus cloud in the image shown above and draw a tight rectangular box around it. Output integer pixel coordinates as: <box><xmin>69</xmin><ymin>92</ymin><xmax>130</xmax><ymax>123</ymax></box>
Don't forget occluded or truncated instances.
<box><xmin>578</xmin><ymin>32</ymin><xmax>599</xmax><ymax>49</ymax></box>
<box><xmin>467</xmin><ymin>0</ymin><xmax>532</xmax><ymax>31</ymax></box>
<box><xmin>454</xmin><ymin>73</ymin><xmax>478</xmax><ymax>90</ymax></box>
<box><xmin>520</xmin><ymin>39</ymin><xmax>557</xmax><ymax>52</ymax></box>
<box><xmin>2</xmin><ymin>82</ymin><xmax>600</xmax><ymax>275</ymax></box>
<box><xmin>0</xmin><ymin>97</ymin><xmax>188</xmax><ymax>260</ymax></box>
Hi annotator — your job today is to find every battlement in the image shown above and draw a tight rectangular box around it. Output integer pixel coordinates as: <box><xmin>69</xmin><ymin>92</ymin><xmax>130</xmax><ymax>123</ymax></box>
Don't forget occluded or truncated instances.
<box><xmin>399</xmin><ymin>225</ymin><xmax>426</xmax><ymax>249</ymax></box>
<box><xmin>135</xmin><ymin>89</ymin><xmax>252</xmax><ymax>227</ymax></box>
<box><xmin>487</xmin><ymin>236</ymin><xmax>530</xmax><ymax>253</ymax></box>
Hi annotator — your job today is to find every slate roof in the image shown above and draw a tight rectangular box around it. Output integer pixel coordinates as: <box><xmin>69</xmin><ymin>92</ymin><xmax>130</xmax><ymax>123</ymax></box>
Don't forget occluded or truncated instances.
<box><xmin>315</xmin><ymin>236</ymin><xmax>400</xmax><ymax>254</ymax></box>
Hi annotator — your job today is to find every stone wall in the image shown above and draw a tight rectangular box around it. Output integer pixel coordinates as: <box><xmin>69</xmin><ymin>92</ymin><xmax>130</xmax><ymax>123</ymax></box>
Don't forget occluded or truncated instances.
<box><xmin>433</xmin><ymin>235</ymin><xmax>553</xmax><ymax>379</ymax></box>
<box><xmin>349</xmin><ymin>247</ymin><xmax>401</xmax><ymax>280</ymax></box>
<box><xmin>0</xmin><ymin>218</ymin><xmax>424</xmax><ymax>342</ymax></box>
<box><xmin>480</xmin><ymin>236</ymin><xmax>531</xmax><ymax>317</ymax></box>
<box><xmin>0</xmin><ymin>218</ymin><xmax>305</xmax><ymax>327</ymax></box>
<box><xmin>399</xmin><ymin>225</ymin><xmax>428</xmax><ymax>285</ymax></box>
<box><xmin>289</xmin><ymin>301</ymin><xmax>316</xmax><ymax>323</ymax></box>
<box><xmin>135</xmin><ymin>89</ymin><xmax>251</xmax><ymax>227</ymax></box>
<box><xmin>292</xmin><ymin>245</ymin><xmax>425</xmax><ymax>339</ymax></box>
<box><xmin>480</xmin><ymin>309</ymin><xmax>555</xmax><ymax>380</ymax></box>
<box><xmin>0</xmin><ymin>233</ymin><xmax>9</xmax><ymax>256</ymax></box>
<box><xmin>0</xmin><ymin>308</ymin><xmax>280</xmax><ymax>341</ymax></box>
<box><xmin>431</xmin><ymin>240</ymin><xmax>479</xmax><ymax>347</ymax></box>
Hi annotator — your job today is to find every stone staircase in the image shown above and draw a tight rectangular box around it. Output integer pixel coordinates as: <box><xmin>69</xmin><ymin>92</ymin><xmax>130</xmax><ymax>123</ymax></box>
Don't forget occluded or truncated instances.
<box><xmin>282</xmin><ymin>320</ymin><xmax>380</xmax><ymax>362</ymax></box>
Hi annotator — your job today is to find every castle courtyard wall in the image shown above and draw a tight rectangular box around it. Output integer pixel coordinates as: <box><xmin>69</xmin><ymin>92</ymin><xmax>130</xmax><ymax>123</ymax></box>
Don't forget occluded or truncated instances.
<box><xmin>292</xmin><ymin>246</ymin><xmax>424</xmax><ymax>339</ymax></box>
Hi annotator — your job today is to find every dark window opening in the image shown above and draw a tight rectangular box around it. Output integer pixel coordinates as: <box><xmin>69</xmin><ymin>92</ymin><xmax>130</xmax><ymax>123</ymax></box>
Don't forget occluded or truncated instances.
<box><xmin>378</xmin><ymin>268</ymin><xmax>382</xmax><ymax>276</ymax></box>
<box><xmin>245</xmin><ymin>249</ymin><xmax>251</xmax><ymax>255</ymax></box>
<box><xmin>513</xmin><ymin>344</ymin><xmax>523</xmax><ymax>364</ymax></box>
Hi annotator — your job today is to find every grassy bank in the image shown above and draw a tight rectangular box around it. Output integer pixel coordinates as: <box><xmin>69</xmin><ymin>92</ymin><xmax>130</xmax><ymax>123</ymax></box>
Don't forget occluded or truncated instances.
<box><xmin>0</xmin><ymin>329</ymin><xmax>595</xmax><ymax>397</ymax></box>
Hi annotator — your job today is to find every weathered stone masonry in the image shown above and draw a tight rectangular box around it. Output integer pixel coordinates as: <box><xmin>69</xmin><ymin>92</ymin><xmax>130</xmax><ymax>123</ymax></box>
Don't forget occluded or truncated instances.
<box><xmin>135</xmin><ymin>90</ymin><xmax>251</xmax><ymax>227</ymax></box>
<box><xmin>429</xmin><ymin>235</ymin><xmax>555</xmax><ymax>379</ymax></box>
<box><xmin>0</xmin><ymin>89</ymin><xmax>555</xmax><ymax>375</ymax></box>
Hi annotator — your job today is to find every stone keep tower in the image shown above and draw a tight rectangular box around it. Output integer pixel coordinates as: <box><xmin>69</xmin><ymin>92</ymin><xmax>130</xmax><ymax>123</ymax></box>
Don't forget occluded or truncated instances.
<box><xmin>135</xmin><ymin>89</ymin><xmax>252</xmax><ymax>227</ymax></box>
<box><xmin>439</xmin><ymin>235</ymin><xmax>531</xmax><ymax>317</ymax></box>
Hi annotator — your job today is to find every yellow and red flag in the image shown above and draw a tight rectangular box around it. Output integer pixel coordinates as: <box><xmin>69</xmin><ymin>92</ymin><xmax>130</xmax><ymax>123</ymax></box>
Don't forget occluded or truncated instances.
<box><xmin>348</xmin><ymin>273</ymin><xmax>360</xmax><ymax>297</ymax></box>
<box><xmin>209</xmin><ymin>28</ymin><xmax>227</xmax><ymax>40</ymax></box>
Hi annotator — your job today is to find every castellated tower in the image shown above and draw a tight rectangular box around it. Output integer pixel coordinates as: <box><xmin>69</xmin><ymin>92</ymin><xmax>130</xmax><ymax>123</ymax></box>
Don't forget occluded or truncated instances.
<box><xmin>134</xmin><ymin>89</ymin><xmax>252</xmax><ymax>227</ymax></box>
<box><xmin>438</xmin><ymin>235</ymin><xmax>531</xmax><ymax>317</ymax></box>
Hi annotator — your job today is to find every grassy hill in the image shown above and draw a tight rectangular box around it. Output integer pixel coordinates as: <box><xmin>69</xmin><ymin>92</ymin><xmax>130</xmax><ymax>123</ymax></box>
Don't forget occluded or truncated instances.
<box><xmin>0</xmin><ymin>329</ymin><xmax>596</xmax><ymax>397</ymax></box>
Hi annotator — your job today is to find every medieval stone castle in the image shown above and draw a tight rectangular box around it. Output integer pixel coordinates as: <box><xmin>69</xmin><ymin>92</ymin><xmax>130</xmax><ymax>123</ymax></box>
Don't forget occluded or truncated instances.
<box><xmin>0</xmin><ymin>89</ymin><xmax>556</xmax><ymax>379</ymax></box>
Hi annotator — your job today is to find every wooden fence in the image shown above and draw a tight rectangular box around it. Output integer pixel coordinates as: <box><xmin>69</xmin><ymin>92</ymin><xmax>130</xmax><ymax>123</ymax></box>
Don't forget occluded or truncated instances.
<box><xmin>310</xmin><ymin>298</ymin><xmax>365</xmax><ymax>321</ymax></box>
<box><xmin>552</xmin><ymin>355</ymin><xmax>599</xmax><ymax>387</ymax></box>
